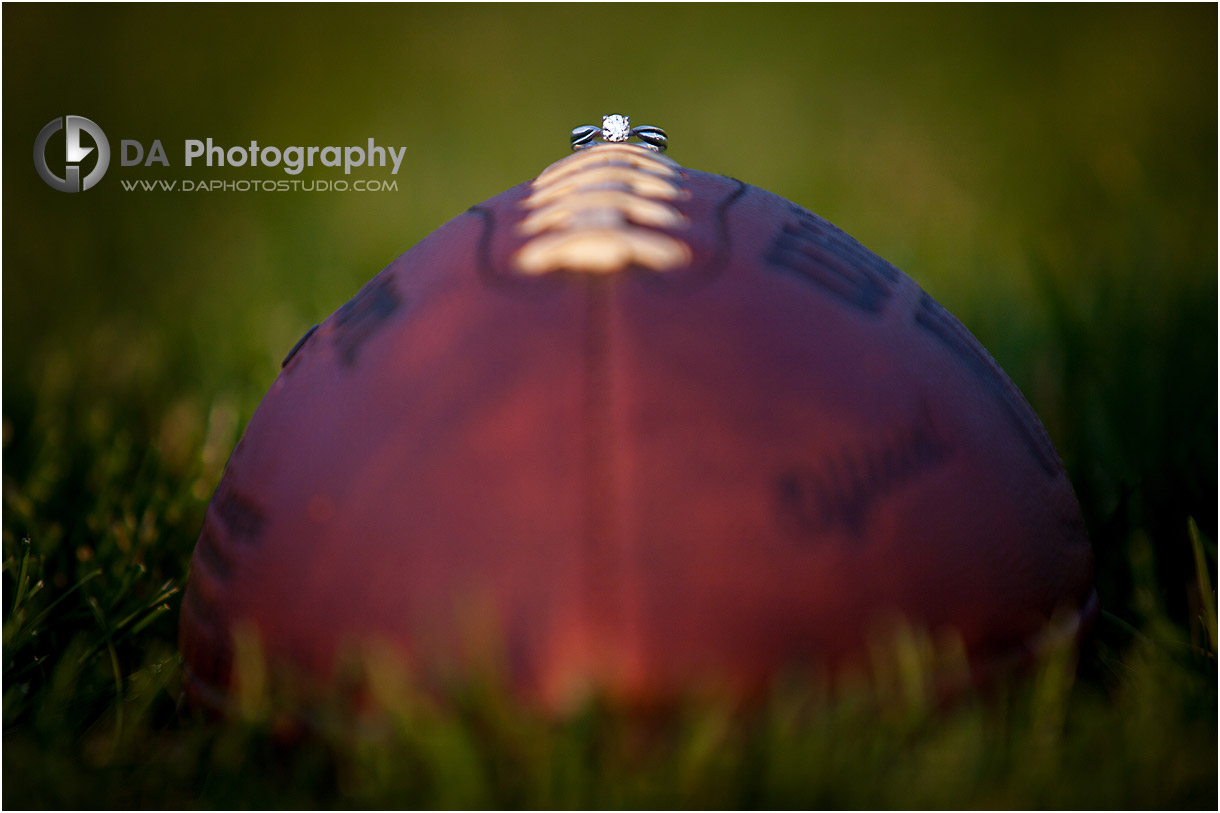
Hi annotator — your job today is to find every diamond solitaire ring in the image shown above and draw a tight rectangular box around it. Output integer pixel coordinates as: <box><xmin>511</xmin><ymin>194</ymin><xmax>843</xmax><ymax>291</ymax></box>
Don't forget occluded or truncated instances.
<box><xmin>571</xmin><ymin>114</ymin><xmax>668</xmax><ymax>152</ymax></box>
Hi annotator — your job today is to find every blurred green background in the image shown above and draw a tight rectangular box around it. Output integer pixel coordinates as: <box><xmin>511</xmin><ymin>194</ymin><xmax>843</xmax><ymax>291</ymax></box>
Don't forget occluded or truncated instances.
<box><xmin>3</xmin><ymin>3</ymin><xmax>1216</xmax><ymax>808</ymax></box>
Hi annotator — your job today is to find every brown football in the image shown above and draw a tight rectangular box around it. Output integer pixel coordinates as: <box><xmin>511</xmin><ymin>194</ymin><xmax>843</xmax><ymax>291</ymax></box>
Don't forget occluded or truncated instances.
<box><xmin>179</xmin><ymin>143</ymin><xmax>1095</xmax><ymax>711</ymax></box>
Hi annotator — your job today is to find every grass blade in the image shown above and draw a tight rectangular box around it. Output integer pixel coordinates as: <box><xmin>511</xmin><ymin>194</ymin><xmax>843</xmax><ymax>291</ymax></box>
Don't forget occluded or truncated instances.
<box><xmin>85</xmin><ymin>595</ymin><xmax>125</xmax><ymax>745</ymax></box>
<box><xmin>1188</xmin><ymin>518</ymin><xmax>1217</xmax><ymax>653</ymax></box>
<box><xmin>7</xmin><ymin>568</ymin><xmax>104</xmax><ymax>651</ymax></box>
<box><xmin>11</xmin><ymin>536</ymin><xmax>32</xmax><ymax>615</ymax></box>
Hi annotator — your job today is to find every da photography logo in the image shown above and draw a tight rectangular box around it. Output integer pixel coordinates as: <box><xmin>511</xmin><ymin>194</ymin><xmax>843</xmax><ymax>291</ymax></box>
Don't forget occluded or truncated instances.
<box><xmin>34</xmin><ymin>115</ymin><xmax>110</xmax><ymax>193</ymax></box>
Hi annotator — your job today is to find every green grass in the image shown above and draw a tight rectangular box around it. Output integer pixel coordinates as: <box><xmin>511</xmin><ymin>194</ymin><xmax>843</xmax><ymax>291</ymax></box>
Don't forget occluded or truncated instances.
<box><xmin>3</xmin><ymin>4</ymin><xmax>1217</xmax><ymax>808</ymax></box>
<box><xmin>2</xmin><ymin>496</ymin><xmax>1216</xmax><ymax>809</ymax></box>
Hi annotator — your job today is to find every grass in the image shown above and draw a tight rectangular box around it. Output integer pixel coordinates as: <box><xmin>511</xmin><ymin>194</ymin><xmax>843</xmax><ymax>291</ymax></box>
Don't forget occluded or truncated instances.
<box><xmin>3</xmin><ymin>4</ymin><xmax>1217</xmax><ymax>809</ymax></box>
<box><xmin>2</xmin><ymin>489</ymin><xmax>1216</xmax><ymax>809</ymax></box>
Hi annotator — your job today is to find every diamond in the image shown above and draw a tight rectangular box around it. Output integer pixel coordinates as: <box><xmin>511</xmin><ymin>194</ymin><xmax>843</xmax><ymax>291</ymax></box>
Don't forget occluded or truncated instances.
<box><xmin>602</xmin><ymin>114</ymin><xmax>631</xmax><ymax>142</ymax></box>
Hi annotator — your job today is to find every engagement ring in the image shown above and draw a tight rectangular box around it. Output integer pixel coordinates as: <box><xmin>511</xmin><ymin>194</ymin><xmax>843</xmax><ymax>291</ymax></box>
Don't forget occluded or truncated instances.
<box><xmin>571</xmin><ymin>115</ymin><xmax>667</xmax><ymax>152</ymax></box>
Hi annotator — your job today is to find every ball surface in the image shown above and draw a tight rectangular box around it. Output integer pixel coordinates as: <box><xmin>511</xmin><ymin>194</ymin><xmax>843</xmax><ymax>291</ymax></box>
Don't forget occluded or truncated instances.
<box><xmin>180</xmin><ymin>145</ymin><xmax>1095</xmax><ymax>710</ymax></box>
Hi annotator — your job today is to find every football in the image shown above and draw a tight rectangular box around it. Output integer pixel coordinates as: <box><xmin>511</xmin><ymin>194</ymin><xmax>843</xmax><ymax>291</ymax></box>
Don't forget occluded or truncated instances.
<box><xmin>180</xmin><ymin>141</ymin><xmax>1096</xmax><ymax>711</ymax></box>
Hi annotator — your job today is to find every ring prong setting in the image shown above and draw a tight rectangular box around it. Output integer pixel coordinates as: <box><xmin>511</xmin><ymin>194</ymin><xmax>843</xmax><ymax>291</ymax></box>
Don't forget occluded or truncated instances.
<box><xmin>601</xmin><ymin>114</ymin><xmax>632</xmax><ymax>142</ymax></box>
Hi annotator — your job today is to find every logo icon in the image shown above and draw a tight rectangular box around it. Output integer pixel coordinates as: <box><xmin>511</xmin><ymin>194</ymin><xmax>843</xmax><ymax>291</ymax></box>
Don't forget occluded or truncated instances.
<box><xmin>34</xmin><ymin>115</ymin><xmax>110</xmax><ymax>193</ymax></box>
